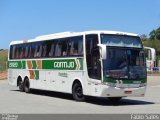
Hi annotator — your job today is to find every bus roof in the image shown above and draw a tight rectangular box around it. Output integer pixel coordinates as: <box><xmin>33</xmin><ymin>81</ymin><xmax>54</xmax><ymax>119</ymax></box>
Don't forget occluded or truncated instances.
<box><xmin>10</xmin><ymin>30</ymin><xmax>139</xmax><ymax>45</ymax></box>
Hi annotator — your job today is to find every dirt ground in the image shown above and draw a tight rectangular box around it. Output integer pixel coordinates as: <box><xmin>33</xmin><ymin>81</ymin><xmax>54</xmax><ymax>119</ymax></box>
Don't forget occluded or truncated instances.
<box><xmin>0</xmin><ymin>71</ymin><xmax>7</xmax><ymax>80</ymax></box>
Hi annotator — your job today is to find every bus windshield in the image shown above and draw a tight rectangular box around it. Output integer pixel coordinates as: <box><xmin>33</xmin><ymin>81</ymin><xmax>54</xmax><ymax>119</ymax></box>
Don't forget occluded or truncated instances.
<box><xmin>103</xmin><ymin>47</ymin><xmax>146</xmax><ymax>80</ymax></box>
<box><xmin>101</xmin><ymin>34</ymin><xmax>142</xmax><ymax>48</ymax></box>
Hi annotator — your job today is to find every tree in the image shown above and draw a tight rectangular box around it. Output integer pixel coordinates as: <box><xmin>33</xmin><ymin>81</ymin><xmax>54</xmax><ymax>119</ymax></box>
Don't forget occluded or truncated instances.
<box><xmin>149</xmin><ymin>29</ymin><xmax>156</xmax><ymax>39</ymax></box>
<box><xmin>155</xmin><ymin>27</ymin><xmax>160</xmax><ymax>40</ymax></box>
<box><xmin>149</xmin><ymin>27</ymin><xmax>160</xmax><ymax>40</ymax></box>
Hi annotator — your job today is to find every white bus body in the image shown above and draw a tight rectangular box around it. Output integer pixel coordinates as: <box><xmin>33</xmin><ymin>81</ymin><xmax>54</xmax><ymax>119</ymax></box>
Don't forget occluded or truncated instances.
<box><xmin>8</xmin><ymin>31</ymin><xmax>147</xmax><ymax>101</ymax></box>
<box><xmin>144</xmin><ymin>47</ymin><xmax>156</xmax><ymax>71</ymax></box>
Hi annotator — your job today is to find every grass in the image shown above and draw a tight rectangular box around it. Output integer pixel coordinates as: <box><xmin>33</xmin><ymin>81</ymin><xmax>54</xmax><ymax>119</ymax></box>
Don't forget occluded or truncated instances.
<box><xmin>0</xmin><ymin>50</ymin><xmax>8</xmax><ymax>72</ymax></box>
<box><xmin>0</xmin><ymin>49</ymin><xmax>8</xmax><ymax>61</ymax></box>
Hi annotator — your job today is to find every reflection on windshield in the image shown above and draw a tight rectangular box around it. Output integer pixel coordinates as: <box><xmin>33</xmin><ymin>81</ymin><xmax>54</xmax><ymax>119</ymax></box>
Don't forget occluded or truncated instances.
<box><xmin>101</xmin><ymin>34</ymin><xmax>142</xmax><ymax>48</ymax></box>
<box><xmin>103</xmin><ymin>48</ymin><xmax>146</xmax><ymax>79</ymax></box>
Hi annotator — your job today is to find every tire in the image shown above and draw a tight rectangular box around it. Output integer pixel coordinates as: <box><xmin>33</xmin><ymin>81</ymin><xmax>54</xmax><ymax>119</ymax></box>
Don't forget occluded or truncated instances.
<box><xmin>24</xmin><ymin>78</ymin><xmax>30</xmax><ymax>93</ymax></box>
<box><xmin>108</xmin><ymin>97</ymin><xmax>122</xmax><ymax>103</ymax></box>
<box><xmin>18</xmin><ymin>80</ymin><xmax>24</xmax><ymax>92</ymax></box>
<box><xmin>72</xmin><ymin>82</ymin><xmax>85</xmax><ymax>101</ymax></box>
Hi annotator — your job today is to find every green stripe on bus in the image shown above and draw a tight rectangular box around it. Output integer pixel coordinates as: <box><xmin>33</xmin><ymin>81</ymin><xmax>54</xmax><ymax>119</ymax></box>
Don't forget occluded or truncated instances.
<box><xmin>34</xmin><ymin>70</ymin><xmax>39</xmax><ymax>80</ymax></box>
<box><xmin>22</xmin><ymin>61</ymin><xmax>26</xmax><ymax>69</ymax></box>
<box><xmin>79</xmin><ymin>58</ymin><xmax>83</xmax><ymax>70</ymax></box>
<box><xmin>8</xmin><ymin>61</ymin><xmax>26</xmax><ymax>69</ymax></box>
<box><xmin>32</xmin><ymin>60</ymin><xmax>37</xmax><ymax>69</ymax></box>
<box><xmin>42</xmin><ymin>59</ymin><xmax>78</xmax><ymax>70</ymax></box>
<box><xmin>8</xmin><ymin>58</ymin><xmax>84</xmax><ymax>70</ymax></box>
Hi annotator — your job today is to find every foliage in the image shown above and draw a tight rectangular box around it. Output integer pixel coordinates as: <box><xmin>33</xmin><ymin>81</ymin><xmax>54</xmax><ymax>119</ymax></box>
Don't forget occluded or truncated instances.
<box><xmin>155</xmin><ymin>27</ymin><xmax>160</xmax><ymax>40</ymax></box>
<box><xmin>142</xmin><ymin>27</ymin><xmax>160</xmax><ymax>63</ymax></box>
<box><xmin>149</xmin><ymin>27</ymin><xmax>160</xmax><ymax>40</ymax></box>
<box><xmin>143</xmin><ymin>39</ymin><xmax>160</xmax><ymax>61</ymax></box>
<box><xmin>0</xmin><ymin>50</ymin><xmax>8</xmax><ymax>72</ymax></box>
<box><xmin>149</xmin><ymin>30</ymin><xmax>156</xmax><ymax>39</ymax></box>
<box><xmin>0</xmin><ymin>50</ymin><xmax>8</xmax><ymax>62</ymax></box>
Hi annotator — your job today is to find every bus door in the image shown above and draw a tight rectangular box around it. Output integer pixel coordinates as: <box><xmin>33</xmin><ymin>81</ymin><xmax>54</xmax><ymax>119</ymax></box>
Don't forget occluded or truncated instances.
<box><xmin>85</xmin><ymin>34</ymin><xmax>101</xmax><ymax>81</ymax></box>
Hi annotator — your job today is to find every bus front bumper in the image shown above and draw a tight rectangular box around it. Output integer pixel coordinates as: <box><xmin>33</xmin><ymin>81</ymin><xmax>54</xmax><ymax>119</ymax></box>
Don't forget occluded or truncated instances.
<box><xmin>100</xmin><ymin>86</ymin><xmax>147</xmax><ymax>97</ymax></box>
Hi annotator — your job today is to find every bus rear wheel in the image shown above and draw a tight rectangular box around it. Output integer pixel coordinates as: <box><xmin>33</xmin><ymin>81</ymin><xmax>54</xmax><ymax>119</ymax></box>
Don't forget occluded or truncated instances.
<box><xmin>18</xmin><ymin>80</ymin><xmax>24</xmax><ymax>92</ymax></box>
<box><xmin>72</xmin><ymin>82</ymin><xmax>85</xmax><ymax>101</ymax></box>
<box><xmin>24</xmin><ymin>78</ymin><xmax>30</xmax><ymax>93</ymax></box>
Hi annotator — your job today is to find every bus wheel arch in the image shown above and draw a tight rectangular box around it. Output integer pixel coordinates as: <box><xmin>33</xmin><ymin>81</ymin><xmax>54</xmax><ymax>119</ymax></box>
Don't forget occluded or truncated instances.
<box><xmin>24</xmin><ymin>76</ymin><xmax>30</xmax><ymax>93</ymax></box>
<box><xmin>72</xmin><ymin>79</ymin><xmax>85</xmax><ymax>101</ymax></box>
<box><xmin>17</xmin><ymin>76</ymin><xmax>24</xmax><ymax>92</ymax></box>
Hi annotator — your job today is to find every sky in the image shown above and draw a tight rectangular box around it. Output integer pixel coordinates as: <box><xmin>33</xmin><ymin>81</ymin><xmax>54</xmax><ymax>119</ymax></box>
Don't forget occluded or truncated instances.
<box><xmin>0</xmin><ymin>0</ymin><xmax>160</xmax><ymax>49</ymax></box>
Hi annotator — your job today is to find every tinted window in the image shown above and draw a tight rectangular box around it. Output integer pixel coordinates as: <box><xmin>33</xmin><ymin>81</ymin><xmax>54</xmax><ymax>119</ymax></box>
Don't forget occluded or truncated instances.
<box><xmin>9</xmin><ymin>36</ymin><xmax>83</xmax><ymax>59</ymax></box>
<box><xmin>34</xmin><ymin>42</ymin><xmax>43</xmax><ymax>58</ymax></box>
<box><xmin>101</xmin><ymin>34</ymin><xmax>142</xmax><ymax>48</ymax></box>
<box><xmin>69</xmin><ymin>36</ymin><xmax>83</xmax><ymax>56</ymax></box>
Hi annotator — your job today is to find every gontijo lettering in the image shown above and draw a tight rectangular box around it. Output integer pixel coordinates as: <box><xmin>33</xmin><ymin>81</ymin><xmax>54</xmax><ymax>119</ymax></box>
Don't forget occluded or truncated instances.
<box><xmin>54</xmin><ymin>61</ymin><xmax>75</xmax><ymax>68</ymax></box>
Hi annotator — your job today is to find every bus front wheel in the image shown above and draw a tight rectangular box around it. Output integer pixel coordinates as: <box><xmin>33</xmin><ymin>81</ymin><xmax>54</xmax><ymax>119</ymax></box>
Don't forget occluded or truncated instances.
<box><xmin>72</xmin><ymin>82</ymin><xmax>85</xmax><ymax>101</ymax></box>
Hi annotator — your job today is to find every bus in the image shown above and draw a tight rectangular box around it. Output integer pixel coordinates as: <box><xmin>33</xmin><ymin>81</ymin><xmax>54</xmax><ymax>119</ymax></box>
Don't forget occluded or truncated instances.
<box><xmin>144</xmin><ymin>47</ymin><xmax>156</xmax><ymax>71</ymax></box>
<box><xmin>8</xmin><ymin>31</ymin><xmax>147</xmax><ymax>102</ymax></box>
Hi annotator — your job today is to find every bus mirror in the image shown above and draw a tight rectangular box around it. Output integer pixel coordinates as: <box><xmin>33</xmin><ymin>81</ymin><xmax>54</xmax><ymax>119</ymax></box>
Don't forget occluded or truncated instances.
<box><xmin>97</xmin><ymin>44</ymin><xmax>107</xmax><ymax>59</ymax></box>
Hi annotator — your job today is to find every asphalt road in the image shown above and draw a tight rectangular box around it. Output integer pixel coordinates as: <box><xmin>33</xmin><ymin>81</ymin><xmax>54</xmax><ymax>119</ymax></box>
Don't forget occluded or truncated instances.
<box><xmin>0</xmin><ymin>76</ymin><xmax>160</xmax><ymax>114</ymax></box>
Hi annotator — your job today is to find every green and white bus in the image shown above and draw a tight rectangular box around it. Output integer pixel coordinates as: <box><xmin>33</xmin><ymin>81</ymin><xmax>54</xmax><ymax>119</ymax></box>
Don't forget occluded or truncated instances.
<box><xmin>8</xmin><ymin>31</ymin><xmax>147</xmax><ymax>101</ymax></box>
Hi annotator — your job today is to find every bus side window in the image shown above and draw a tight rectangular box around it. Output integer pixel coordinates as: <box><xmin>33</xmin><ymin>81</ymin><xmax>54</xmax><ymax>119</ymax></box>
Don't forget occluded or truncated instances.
<box><xmin>78</xmin><ymin>39</ymin><xmax>83</xmax><ymax>55</ymax></box>
<box><xmin>61</xmin><ymin>39</ymin><xmax>68</xmax><ymax>56</ymax></box>
<box><xmin>10</xmin><ymin>45</ymin><xmax>16</xmax><ymax>59</ymax></box>
<box><xmin>24</xmin><ymin>45</ymin><xmax>29</xmax><ymax>58</ymax></box>
<box><xmin>68</xmin><ymin>41</ymin><xmax>73</xmax><ymax>56</ymax></box>
<box><xmin>42</xmin><ymin>44</ymin><xmax>46</xmax><ymax>57</ymax></box>
<box><xmin>28</xmin><ymin>45</ymin><xmax>32</xmax><ymax>58</ymax></box>
<box><xmin>31</xmin><ymin>43</ymin><xmax>35</xmax><ymax>58</ymax></box>
<box><xmin>69</xmin><ymin>38</ymin><xmax>78</xmax><ymax>56</ymax></box>
<box><xmin>69</xmin><ymin>36</ymin><xmax>83</xmax><ymax>56</ymax></box>
<box><xmin>13</xmin><ymin>46</ymin><xmax>16</xmax><ymax>59</ymax></box>
<box><xmin>49</xmin><ymin>42</ymin><xmax>55</xmax><ymax>57</ymax></box>
<box><xmin>16</xmin><ymin>46</ymin><xmax>20</xmax><ymax>59</ymax></box>
<box><xmin>55</xmin><ymin>42</ymin><xmax>62</xmax><ymax>57</ymax></box>
<box><xmin>38</xmin><ymin>45</ymin><xmax>43</xmax><ymax>57</ymax></box>
<box><xmin>34</xmin><ymin>42</ymin><xmax>42</xmax><ymax>58</ymax></box>
<box><xmin>19</xmin><ymin>46</ymin><xmax>24</xmax><ymax>59</ymax></box>
<box><xmin>34</xmin><ymin>45</ymin><xmax>39</xmax><ymax>58</ymax></box>
<box><xmin>19</xmin><ymin>47</ymin><xmax>22</xmax><ymax>59</ymax></box>
<box><xmin>9</xmin><ymin>46</ymin><xmax>12</xmax><ymax>59</ymax></box>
